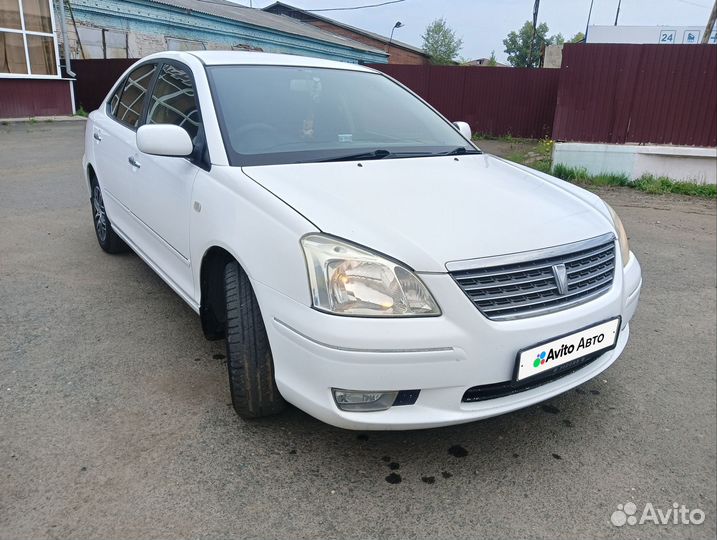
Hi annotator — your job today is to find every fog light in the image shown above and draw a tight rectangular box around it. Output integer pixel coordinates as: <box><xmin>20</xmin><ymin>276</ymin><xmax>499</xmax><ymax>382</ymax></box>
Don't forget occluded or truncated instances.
<box><xmin>332</xmin><ymin>388</ymin><xmax>398</xmax><ymax>412</ymax></box>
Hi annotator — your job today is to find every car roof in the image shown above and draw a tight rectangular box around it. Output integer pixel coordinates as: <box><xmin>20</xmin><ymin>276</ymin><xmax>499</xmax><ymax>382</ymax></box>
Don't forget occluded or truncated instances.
<box><xmin>174</xmin><ymin>50</ymin><xmax>377</xmax><ymax>72</ymax></box>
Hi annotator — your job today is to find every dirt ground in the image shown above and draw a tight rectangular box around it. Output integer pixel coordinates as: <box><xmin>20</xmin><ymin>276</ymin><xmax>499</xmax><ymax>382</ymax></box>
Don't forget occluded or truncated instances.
<box><xmin>1</xmin><ymin>121</ymin><xmax>715</xmax><ymax>539</ymax></box>
<box><xmin>475</xmin><ymin>138</ymin><xmax>541</xmax><ymax>158</ymax></box>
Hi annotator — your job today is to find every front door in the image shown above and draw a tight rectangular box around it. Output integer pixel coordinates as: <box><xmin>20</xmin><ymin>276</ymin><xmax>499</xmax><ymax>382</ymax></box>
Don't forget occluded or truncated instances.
<box><xmin>128</xmin><ymin>62</ymin><xmax>203</xmax><ymax>300</ymax></box>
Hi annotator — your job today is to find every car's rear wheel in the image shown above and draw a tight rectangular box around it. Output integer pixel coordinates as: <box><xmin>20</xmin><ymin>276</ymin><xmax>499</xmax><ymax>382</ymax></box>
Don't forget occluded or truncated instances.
<box><xmin>90</xmin><ymin>177</ymin><xmax>127</xmax><ymax>254</ymax></box>
<box><xmin>224</xmin><ymin>260</ymin><xmax>285</xmax><ymax>418</ymax></box>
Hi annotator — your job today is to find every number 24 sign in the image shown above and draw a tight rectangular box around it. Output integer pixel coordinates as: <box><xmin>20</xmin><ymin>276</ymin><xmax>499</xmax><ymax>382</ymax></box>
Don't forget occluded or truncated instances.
<box><xmin>659</xmin><ymin>30</ymin><xmax>676</xmax><ymax>43</ymax></box>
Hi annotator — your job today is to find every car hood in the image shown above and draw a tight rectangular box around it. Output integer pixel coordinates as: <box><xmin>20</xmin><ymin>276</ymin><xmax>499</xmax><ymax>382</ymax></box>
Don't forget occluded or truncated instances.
<box><xmin>242</xmin><ymin>154</ymin><xmax>615</xmax><ymax>273</ymax></box>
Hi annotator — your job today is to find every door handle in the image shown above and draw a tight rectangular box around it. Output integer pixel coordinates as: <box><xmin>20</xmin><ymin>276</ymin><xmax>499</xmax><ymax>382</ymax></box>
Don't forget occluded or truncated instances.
<box><xmin>128</xmin><ymin>156</ymin><xmax>141</xmax><ymax>169</ymax></box>
<box><xmin>93</xmin><ymin>132</ymin><xmax>102</xmax><ymax>141</ymax></box>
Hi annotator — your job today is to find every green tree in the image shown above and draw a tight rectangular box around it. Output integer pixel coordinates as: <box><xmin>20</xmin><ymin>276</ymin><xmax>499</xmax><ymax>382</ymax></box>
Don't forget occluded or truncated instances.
<box><xmin>421</xmin><ymin>18</ymin><xmax>463</xmax><ymax>65</ymax></box>
<box><xmin>487</xmin><ymin>50</ymin><xmax>498</xmax><ymax>66</ymax></box>
<box><xmin>502</xmin><ymin>21</ymin><xmax>563</xmax><ymax>67</ymax></box>
<box><xmin>569</xmin><ymin>31</ymin><xmax>585</xmax><ymax>43</ymax></box>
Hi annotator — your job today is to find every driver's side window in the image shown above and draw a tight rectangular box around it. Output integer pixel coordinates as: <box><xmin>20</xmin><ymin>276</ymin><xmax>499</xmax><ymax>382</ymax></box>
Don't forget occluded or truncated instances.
<box><xmin>146</xmin><ymin>63</ymin><xmax>201</xmax><ymax>141</ymax></box>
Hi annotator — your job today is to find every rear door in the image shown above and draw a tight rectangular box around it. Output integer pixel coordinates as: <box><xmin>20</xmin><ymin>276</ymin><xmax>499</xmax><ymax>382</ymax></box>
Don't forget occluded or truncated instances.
<box><xmin>91</xmin><ymin>62</ymin><xmax>157</xmax><ymax>239</ymax></box>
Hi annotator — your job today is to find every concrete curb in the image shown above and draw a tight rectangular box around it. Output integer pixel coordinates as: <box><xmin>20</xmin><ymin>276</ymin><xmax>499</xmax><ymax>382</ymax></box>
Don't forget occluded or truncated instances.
<box><xmin>1</xmin><ymin>115</ymin><xmax>87</xmax><ymax>123</ymax></box>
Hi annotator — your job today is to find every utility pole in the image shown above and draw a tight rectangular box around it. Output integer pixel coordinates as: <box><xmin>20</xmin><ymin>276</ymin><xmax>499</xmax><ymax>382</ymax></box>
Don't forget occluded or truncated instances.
<box><xmin>527</xmin><ymin>0</ymin><xmax>540</xmax><ymax>68</ymax></box>
<box><xmin>702</xmin><ymin>0</ymin><xmax>717</xmax><ymax>43</ymax></box>
<box><xmin>585</xmin><ymin>0</ymin><xmax>595</xmax><ymax>41</ymax></box>
<box><xmin>614</xmin><ymin>0</ymin><xmax>622</xmax><ymax>26</ymax></box>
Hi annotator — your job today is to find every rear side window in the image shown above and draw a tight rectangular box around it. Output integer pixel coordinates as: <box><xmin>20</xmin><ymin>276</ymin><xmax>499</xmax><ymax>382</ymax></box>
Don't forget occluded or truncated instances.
<box><xmin>115</xmin><ymin>63</ymin><xmax>156</xmax><ymax>128</ymax></box>
<box><xmin>146</xmin><ymin>63</ymin><xmax>201</xmax><ymax>140</ymax></box>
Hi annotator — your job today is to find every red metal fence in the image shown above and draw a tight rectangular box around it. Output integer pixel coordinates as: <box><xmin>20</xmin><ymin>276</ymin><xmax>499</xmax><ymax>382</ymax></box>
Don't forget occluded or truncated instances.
<box><xmin>368</xmin><ymin>64</ymin><xmax>561</xmax><ymax>139</ymax></box>
<box><xmin>69</xmin><ymin>59</ymin><xmax>137</xmax><ymax>112</ymax></box>
<box><xmin>0</xmin><ymin>79</ymin><xmax>74</xmax><ymax>117</ymax></box>
<box><xmin>553</xmin><ymin>44</ymin><xmax>716</xmax><ymax>147</ymax></box>
<box><xmin>67</xmin><ymin>45</ymin><xmax>716</xmax><ymax>147</ymax></box>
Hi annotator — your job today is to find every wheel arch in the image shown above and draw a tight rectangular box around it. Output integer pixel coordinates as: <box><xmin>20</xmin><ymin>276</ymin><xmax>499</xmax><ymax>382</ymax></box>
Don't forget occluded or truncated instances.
<box><xmin>199</xmin><ymin>245</ymin><xmax>237</xmax><ymax>340</ymax></box>
<box><xmin>86</xmin><ymin>163</ymin><xmax>97</xmax><ymax>193</ymax></box>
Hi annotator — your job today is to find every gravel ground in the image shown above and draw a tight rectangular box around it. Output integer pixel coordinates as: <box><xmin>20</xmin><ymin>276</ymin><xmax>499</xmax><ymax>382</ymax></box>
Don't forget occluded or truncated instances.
<box><xmin>1</xmin><ymin>121</ymin><xmax>715</xmax><ymax>539</ymax></box>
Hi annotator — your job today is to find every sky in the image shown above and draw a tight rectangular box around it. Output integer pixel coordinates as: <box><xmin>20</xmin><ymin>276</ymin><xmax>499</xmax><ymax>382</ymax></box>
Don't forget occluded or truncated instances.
<box><xmin>231</xmin><ymin>0</ymin><xmax>715</xmax><ymax>61</ymax></box>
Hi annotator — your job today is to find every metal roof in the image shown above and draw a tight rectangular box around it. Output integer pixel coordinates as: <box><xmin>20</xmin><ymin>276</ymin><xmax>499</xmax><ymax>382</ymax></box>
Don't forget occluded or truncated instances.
<box><xmin>147</xmin><ymin>0</ymin><xmax>386</xmax><ymax>55</ymax></box>
<box><xmin>262</xmin><ymin>1</ymin><xmax>429</xmax><ymax>57</ymax></box>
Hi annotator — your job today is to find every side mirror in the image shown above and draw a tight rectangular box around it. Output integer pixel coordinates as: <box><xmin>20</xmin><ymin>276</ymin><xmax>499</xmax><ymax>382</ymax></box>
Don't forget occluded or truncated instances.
<box><xmin>453</xmin><ymin>121</ymin><xmax>472</xmax><ymax>140</ymax></box>
<box><xmin>136</xmin><ymin>124</ymin><xmax>193</xmax><ymax>157</ymax></box>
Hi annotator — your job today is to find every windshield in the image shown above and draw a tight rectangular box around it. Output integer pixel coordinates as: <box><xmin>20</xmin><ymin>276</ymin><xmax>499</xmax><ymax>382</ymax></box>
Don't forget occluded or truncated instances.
<box><xmin>207</xmin><ymin>65</ymin><xmax>478</xmax><ymax>166</ymax></box>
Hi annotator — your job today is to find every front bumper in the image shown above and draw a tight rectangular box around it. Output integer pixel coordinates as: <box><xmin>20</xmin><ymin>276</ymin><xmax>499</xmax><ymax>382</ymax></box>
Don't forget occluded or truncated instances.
<box><xmin>255</xmin><ymin>252</ymin><xmax>642</xmax><ymax>430</ymax></box>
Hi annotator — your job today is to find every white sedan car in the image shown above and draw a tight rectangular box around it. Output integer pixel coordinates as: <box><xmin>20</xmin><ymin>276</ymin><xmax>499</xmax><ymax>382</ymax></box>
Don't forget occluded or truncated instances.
<box><xmin>83</xmin><ymin>51</ymin><xmax>642</xmax><ymax>430</ymax></box>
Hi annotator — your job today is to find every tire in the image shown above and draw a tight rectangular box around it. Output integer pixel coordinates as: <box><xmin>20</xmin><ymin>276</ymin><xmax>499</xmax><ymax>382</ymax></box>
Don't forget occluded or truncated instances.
<box><xmin>90</xmin><ymin>177</ymin><xmax>128</xmax><ymax>254</ymax></box>
<box><xmin>224</xmin><ymin>261</ymin><xmax>285</xmax><ymax>418</ymax></box>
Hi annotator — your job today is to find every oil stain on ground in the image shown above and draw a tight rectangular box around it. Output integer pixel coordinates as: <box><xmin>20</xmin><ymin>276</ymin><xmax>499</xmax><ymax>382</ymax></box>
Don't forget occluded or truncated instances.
<box><xmin>385</xmin><ymin>472</ymin><xmax>401</xmax><ymax>484</ymax></box>
<box><xmin>212</xmin><ymin>353</ymin><xmax>225</xmax><ymax>360</ymax></box>
<box><xmin>448</xmin><ymin>445</ymin><xmax>468</xmax><ymax>458</ymax></box>
<box><xmin>540</xmin><ymin>404</ymin><xmax>560</xmax><ymax>414</ymax></box>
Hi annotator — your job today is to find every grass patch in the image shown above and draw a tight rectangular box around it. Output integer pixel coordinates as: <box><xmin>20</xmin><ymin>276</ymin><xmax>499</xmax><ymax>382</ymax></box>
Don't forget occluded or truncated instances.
<box><xmin>75</xmin><ymin>106</ymin><xmax>88</xmax><ymax>118</ymax></box>
<box><xmin>502</xmin><ymin>137</ymin><xmax>554</xmax><ymax>174</ymax></box>
<box><xmin>551</xmin><ymin>164</ymin><xmax>716</xmax><ymax>198</ymax></box>
<box><xmin>497</xmin><ymin>143</ymin><xmax>715</xmax><ymax>198</ymax></box>
<box><xmin>473</xmin><ymin>132</ymin><xmax>518</xmax><ymax>142</ymax></box>
<box><xmin>633</xmin><ymin>175</ymin><xmax>717</xmax><ymax>197</ymax></box>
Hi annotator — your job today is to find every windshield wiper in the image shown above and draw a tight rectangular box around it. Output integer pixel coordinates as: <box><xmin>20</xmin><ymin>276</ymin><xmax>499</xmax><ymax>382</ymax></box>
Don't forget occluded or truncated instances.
<box><xmin>323</xmin><ymin>149</ymin><xmax>392</xmax><ymax>162</ymax></box>
<box><xmin>319</xmin><ymin>149</ymin><xmax>432</xmax><ymax>162</ymax></box>
<box><xmin>316</xmin><ymin>147</ymin><xmax>481</xmax><ymax>163</ymax></box>
<box><xmin>440</xmin><ymin>146</ymin><xmax>482</xmax><ymax>156</ymax></box>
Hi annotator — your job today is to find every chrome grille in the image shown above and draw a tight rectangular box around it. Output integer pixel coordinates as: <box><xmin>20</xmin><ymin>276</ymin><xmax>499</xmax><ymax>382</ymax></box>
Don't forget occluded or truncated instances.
<box><xmin>449</xmin><ymin>234</ymin><xmax>616</xmax><ymax>321</ymax></box>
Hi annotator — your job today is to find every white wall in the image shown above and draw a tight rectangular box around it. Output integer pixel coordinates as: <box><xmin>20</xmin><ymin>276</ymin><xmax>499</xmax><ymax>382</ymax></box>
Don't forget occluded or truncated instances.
<box><xmin>587</xmin><ymin>25</ymin><xmax>716</xmax><ymax>45</ymax></box>
<box><xmin>553</xmin><ymin>143</ymin><xmax>717</xmax><ymax>184</ymax></box>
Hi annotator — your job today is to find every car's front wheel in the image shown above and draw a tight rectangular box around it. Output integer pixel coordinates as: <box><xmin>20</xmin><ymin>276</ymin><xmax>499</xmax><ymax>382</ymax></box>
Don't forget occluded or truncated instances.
<box><xmin>224</xmin><ymin>260</ymin><xmax>285</xmax><ymax>418</ymax></box>
<box><xmin>90</xmin><ymin>177</ymin><xmax>127</xmax><ymax>254</ymax></box>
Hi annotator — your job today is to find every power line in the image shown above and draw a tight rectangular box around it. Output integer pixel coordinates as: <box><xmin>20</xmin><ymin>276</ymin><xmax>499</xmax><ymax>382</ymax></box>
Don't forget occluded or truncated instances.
<box><xmin>677</xmin><ymin>0</ymin><xmax>709</xmax><ymax>7</ymax></box>
<box><xmin>304</xmin><ymin>0</ymin><xmax>406</xmax><ymax>12</ymax></box>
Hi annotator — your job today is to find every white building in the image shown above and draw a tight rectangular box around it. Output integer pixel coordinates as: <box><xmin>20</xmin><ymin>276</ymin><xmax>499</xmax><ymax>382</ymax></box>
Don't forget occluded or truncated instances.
<box><xmin>586</xmin><ymin>25</ymin><xmax>717</xmax><ymax>45</ymax></box>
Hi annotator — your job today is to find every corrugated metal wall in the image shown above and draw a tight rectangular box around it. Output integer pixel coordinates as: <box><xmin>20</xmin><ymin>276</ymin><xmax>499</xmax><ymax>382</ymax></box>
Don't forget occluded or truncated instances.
<box><xmin>62</xmin><ymin>45</ymin><xmax>716</xmax><ymax>146</ymax></box>
<box><xmin>0</xmin><ymin>79</ymin><xmax>74</xmax><ymax>118</ymax></box>
<box><xmin>70</xmin><ymin>59</ymin><xmax>138</xmax><ymax>112</ymax></box>
<box><xmin>368</xmin><ymin>64</ymin><xmax>561</xmax><ymax>139</ymax></box>
<box><xmin>554</xmin><ymin>43</ymin><xmax>717</xmax><ymax>147</ymax></box>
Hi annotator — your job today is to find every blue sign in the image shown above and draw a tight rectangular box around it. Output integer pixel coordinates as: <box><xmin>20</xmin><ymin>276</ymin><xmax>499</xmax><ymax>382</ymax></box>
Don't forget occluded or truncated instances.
<box><xmin>682</xmin><ymin>30</ymin><xmax>700</xmax><ymax>44</ymax></box>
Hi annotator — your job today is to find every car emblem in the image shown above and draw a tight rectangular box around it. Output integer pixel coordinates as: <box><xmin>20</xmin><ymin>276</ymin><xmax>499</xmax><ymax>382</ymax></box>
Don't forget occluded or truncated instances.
<box><xmin>552</xmin><ymin>263</ymin><xmax>569</xmax><ymax>295</ymax></box>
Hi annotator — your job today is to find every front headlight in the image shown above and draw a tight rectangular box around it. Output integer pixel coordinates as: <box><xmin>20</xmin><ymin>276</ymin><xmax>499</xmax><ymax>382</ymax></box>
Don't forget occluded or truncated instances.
<box><xmin>301</xmin><ymin>234</ymin><xmax>440</xmax><ymax>317</ymax></box>
<box><xmin>606</xmin><ymin>204</ymin><xmax>630</xmax><ymax>267</ymax></box>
